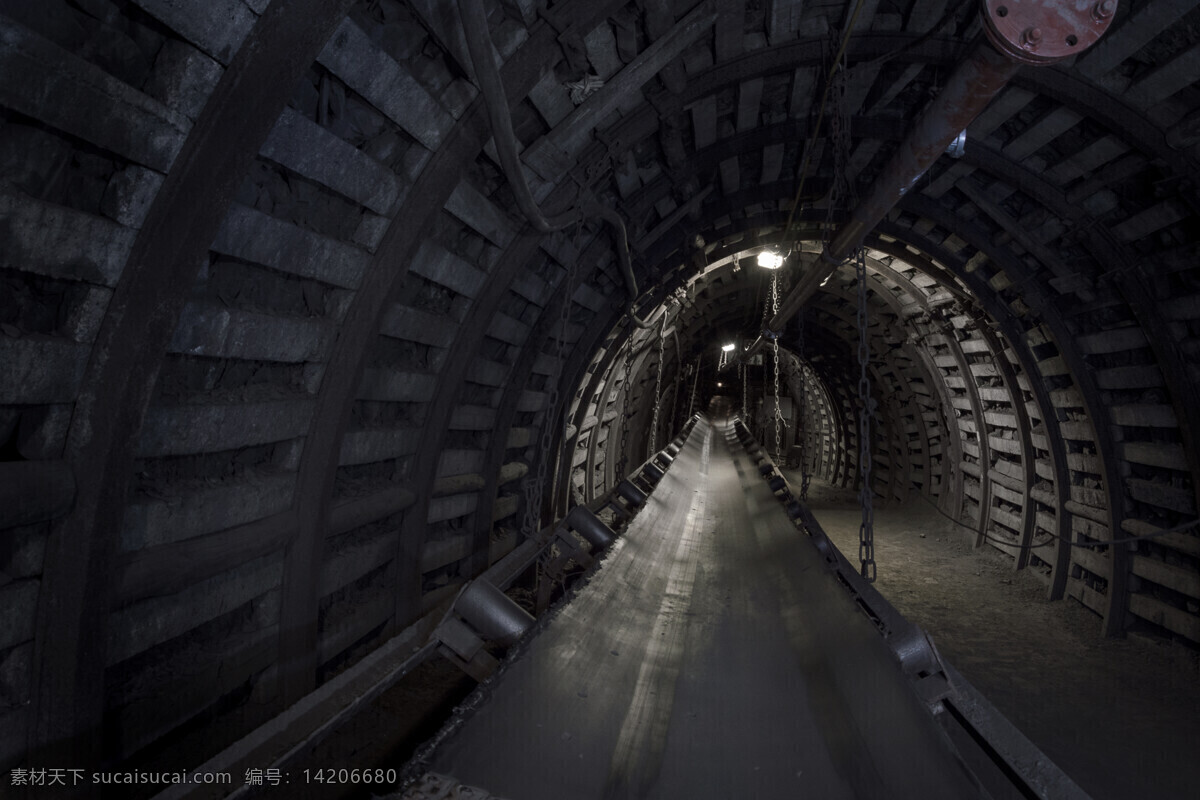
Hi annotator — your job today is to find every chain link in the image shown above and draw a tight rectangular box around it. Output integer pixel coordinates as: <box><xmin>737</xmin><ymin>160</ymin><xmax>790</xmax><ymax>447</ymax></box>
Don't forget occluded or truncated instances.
<box><xmin>823</xmin><ymin>34</ymin><xmax>856</xmax><ymax>248</ymax></box>
<box><xmin>666</xmin><ymin>330</ymin><xmax>681</xmax><ymax>438</ymax></box>
<box><xmin>797</xmin><ymin>307</ymin><xmax>812</xmax><ymax>501</ymax></box>
<box><xmin>616</xmin><ymin>332</ymin><xmax>634</xmax><ymax>479</ymax></box>
<box><xmin>523</xmin><ymin>225</ymin><xmax>582</xmax><ymax>535</ymax></box>
<box><xmin>855</xmin><ymin>248</ymin><xmax>876</xmax><ymax>582</ymax></box>
<box><xmin>741</xmin><ymin>362</ymin><xmax>748</xmax><ymax>423</ymax></box>
<box><xmin>771</xmin><ymin>272</ymin><xmax>785</xmax><ymax>463</ymax></box>
<box><xmin>649</xmin><ymin>312</ymin><xmax>666</xmax><ymax>452</ymax></box>
<box><xmin>687</xmin><ymin>354</ymin><xmax>700</xmax><ymax>419</ymax></box>
<box><xmin>832</xmin><ymin>38</ymin><xmax>856</xmax><ymax>208</ymax></box>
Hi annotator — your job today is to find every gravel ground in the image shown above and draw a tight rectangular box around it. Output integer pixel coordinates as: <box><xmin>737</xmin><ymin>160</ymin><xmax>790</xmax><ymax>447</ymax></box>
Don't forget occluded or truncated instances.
<box><xmin>796</xmin><ymin>477</ymin><xmax>1200</xmax><ymax>800</ymax></box>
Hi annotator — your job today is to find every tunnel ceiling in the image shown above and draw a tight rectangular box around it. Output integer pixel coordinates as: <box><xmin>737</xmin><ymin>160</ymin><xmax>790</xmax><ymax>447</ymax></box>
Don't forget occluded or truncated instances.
<box><xmin>2</xmin><ymin>0</ymin><xmax>1200</xmax><ymax>778</ymax></box>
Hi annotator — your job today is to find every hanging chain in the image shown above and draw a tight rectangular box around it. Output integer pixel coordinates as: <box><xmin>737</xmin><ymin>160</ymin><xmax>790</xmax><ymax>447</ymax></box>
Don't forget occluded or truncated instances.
<box><xmin>855</xmin><ymin>248</ymin><xmax>876</xmax><ymax>582</ymax></box>
<box><xmin>665</xmin><ymin>330</ymin><xmax>681</xmax><ymax>438</ymax></box>
<box><xmin>687</xmin><ymin>354</ymin><xmax>701</xmax><ymax>418</ymax></box>
<box><xmin>798</xmin><ymin>307</ymin><xmax>812</xmax><ymax>501</ymax></box>
<box><xmin>616</xmin><ymin>333</ymin><xmax>634</xmax><ymax>479</ymax></box>
<box><xmin>649</xmin><ymin>312</ymin><xmax>666</xmax><ymax>452</ymax></box>
<box><xmin>824</xmin><ymin>35</ymin><xmax>856</xmax><ymax>245</ymax></box>
<box><xmin>523</xmin><ymin>226</ymin><xmax>582</xmax><ymax>534</ymax></box>
<box><xmin>771</xmin><ymin>272</ymin><xmax>785</xmax><ymax>463</ymax></box>
<box><xmin>677</xmin><ymin>360</ymin><xmax>691</xmax><ymax>430</ymax></box>
<box><xmin>741</xmin><ymin>362</ymin><xmax>748</xmax><ymax>423</ymax></box>
<box><xmin>833</xmin><ymin>38</ymin><xmax>856</xmax><ymax>204</ymax></box>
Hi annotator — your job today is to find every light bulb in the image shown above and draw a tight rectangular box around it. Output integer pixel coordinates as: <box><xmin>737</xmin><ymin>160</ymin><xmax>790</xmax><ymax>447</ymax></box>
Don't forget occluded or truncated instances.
<box><xmin>756</xmin><ymin>251</ymin><xmax>783</xmax><ymax>269</ymax></box>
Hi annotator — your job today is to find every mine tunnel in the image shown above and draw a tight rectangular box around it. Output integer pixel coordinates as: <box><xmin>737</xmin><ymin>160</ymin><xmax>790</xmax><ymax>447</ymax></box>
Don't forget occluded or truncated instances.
<box><xmin>2</xmin><ymin>0</ymin><xmax>1200</xmax><ymax>797</ymax></box>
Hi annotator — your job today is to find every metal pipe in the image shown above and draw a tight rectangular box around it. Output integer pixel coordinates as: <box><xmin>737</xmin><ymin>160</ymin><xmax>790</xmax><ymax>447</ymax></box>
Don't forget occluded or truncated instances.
<box><xmin>457</xmin><ymin>0</ymin><xmax>648</xmax><ymax>319</ymax></box>
<box><xmin>458</xmin><ymin>0</ymin><xmax>577</xmax><ymax>235</ymax></box>
<box><xmin>765</xmin><ymin>40</ymin><xmax>1019</xmax><ymax>335</ymax></box>
<box><xmin>755</xmin><ymin>0</ymin><xmax>1116</xmax><ymax>345</ymax></box>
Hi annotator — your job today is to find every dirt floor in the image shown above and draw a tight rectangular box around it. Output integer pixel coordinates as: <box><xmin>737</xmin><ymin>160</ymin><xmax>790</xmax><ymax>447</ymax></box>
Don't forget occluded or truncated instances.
<box><xmin>793</xmin><ymin>476</ymin><xmax>1200</xmax><ymax>800</ymax></box>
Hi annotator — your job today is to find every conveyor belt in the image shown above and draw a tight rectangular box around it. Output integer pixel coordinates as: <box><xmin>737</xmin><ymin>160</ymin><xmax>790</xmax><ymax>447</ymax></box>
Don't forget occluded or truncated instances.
<box><xmin>423</xmin><ymin>416</ymin><xmax>983</xmax><ymax>799</ymax></box>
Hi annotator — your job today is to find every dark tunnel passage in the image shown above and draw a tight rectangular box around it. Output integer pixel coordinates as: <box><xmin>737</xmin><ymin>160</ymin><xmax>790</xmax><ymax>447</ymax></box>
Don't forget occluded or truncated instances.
<box><xmin>1</xmin><ymin>0</ymin><xmax>1199</xmax><ymax>797</ymax></box>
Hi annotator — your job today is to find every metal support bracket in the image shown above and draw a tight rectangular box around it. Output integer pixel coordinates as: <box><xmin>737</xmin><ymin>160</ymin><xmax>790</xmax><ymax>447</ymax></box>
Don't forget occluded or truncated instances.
<box><xmin>433</xmin><ymin>579</ymin><xmax>536</xmax><ymax>681</ymax></box>
<box><xmin>434</xmin><ymin>617</ymin><xmax>500</xmax><ymax>682</ymax></box>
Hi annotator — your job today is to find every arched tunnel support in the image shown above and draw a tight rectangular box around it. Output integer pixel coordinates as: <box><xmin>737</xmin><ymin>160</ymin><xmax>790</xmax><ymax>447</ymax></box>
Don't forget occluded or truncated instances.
<box><xmin>2</xmin><ymin>0</ymin><xmax>1199</xmax><ymax>790</ymax></box>
<box><xmin>25</xmin><ymin>0</ymin><xmax>360</xmax><ymax>767</ymax></box>
<box><xmin>410</xmin><ymin>415</ymin><xmax>1094</xmax><ymax>800</ymax></box>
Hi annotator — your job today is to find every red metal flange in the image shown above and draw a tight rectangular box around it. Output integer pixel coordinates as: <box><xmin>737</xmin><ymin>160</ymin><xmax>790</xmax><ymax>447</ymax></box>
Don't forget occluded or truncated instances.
<box><xmin>982</xmin><ymin>0</ymin><xmax>1117</xmax><ymax>65</ymax></box>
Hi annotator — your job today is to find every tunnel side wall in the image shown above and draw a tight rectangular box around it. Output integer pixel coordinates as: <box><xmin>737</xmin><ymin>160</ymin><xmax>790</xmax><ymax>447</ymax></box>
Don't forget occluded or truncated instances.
<box><xmin>1</xmin><ymin>0</ymin><xmax>1197</xmax><ymax>782</ymax></box>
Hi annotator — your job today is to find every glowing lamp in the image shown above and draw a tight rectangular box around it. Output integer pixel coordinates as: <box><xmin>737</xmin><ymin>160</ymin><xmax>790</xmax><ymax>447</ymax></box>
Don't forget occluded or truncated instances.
<box><xmin>757</xmin><ymin>251</ymin><xmax>784</xmax><ymax>269</ymax></box>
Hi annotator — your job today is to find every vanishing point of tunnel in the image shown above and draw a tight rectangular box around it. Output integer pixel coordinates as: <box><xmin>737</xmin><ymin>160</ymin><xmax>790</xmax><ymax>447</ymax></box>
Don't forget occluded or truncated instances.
<box><xmin>1</xmin><ymin>0</ymin><xmax>1199</xmax><ymax>798</ymax></box>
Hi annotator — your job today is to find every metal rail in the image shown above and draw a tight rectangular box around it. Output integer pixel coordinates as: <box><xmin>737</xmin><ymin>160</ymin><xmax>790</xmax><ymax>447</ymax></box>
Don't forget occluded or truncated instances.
<box><xmin>730</xmin><ymin>415</ymin><xmax>1091</xmax><ymax>800</ymax></box>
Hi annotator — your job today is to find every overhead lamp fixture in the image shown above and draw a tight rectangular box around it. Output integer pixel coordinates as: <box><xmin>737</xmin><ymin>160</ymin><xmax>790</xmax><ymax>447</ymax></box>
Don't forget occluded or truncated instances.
<box><xmin>721</xmin><ymin>343</ymin><xmax>736</xmax><ymax>352</ymax></box>
<box><xmin>757</xmin><ymin>250</ymin><xmax>784</xmax><ymax>270</ymax></box>
<box><xmin>717</xmin><ymin>382</ymin><xmax>723</xmax><ymax>388</ymax></box>
<box><xmin>946</xmin><ymin>129</ymin><xmax>967</xmax><ymax>158</ymax></box>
